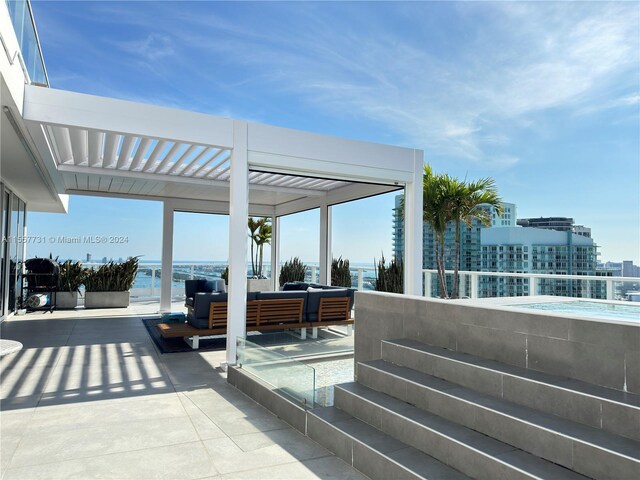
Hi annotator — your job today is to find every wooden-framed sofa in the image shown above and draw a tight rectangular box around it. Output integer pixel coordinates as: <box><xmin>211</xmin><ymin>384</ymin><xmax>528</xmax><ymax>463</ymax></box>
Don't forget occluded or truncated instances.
<box><xmin>157</xmin><ymin>281</ymin><xmax>354</xmax><ymax>349</ymax></box>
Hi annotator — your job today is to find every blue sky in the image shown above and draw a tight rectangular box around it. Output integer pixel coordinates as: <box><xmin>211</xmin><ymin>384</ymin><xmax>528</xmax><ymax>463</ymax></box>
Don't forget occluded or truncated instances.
<box><xmin>27</xmin><ymin>1</ymin><xmax>639</xmax><ymax>263</ymax></box>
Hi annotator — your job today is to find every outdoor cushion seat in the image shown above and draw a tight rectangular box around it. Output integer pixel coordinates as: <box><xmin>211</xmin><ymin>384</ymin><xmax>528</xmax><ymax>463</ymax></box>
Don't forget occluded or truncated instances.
<box><xmin>282</xmin><ymin>282</ymin><xmax>309</xmax><ymax>291</ymax></box>
<box><xmin>256</xmin><ymin>290</ymin><xmax>308</xmax><ymax>320</ymax></box>
<box><xmin>185</xmin><ymin>279</ymin><xmax>216</xmax><ymax>299</ymax></box>
<box><xmin>306</xmin><ymin>288</ymin><xmax>348</xmax><ymax>322</ymax></box>
<box><xmin>188</xmin><ymin>292</ymin><xmax>258</xmax><ymax>329</ymax></box>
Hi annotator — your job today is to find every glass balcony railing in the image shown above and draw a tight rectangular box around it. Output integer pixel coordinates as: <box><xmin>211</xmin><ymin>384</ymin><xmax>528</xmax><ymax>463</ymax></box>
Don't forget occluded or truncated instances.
<box><xmin>423</xmin><ymin>269</ymin><xmax>640</xmax><ymax>301</ymax></box>
<box><xmin>237</xmin><ymin>337</ymin><xmax>315</xmax><ymax>407</ymax></box>
<box><xmin>5</xmin><ymin>0</ymin><xmax>48</xmax><ymax>85</ymax></box>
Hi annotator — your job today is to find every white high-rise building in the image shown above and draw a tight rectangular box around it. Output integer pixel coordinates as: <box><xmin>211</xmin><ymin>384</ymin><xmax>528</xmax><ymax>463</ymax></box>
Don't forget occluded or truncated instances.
<box><xmin>480</xmin><ymin>227</ymin><xmax>601</xmax><ymax>297</ymax></box>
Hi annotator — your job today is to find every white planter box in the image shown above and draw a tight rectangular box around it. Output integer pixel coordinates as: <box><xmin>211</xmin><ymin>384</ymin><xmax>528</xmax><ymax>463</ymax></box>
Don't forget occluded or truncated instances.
<box><xmin>84</xmin><ymin>291</ymin><xmax>130</xmax><ymax>309</ymax></box>
<box><xmin>247</xmin><ymin>278</ymin><xmax>272</xmax><ymax>292</ymax></box>
<box><xmin>56</xmin><ymin>291</ymin><xmax>79</xmax><ymax>309</ymax></box>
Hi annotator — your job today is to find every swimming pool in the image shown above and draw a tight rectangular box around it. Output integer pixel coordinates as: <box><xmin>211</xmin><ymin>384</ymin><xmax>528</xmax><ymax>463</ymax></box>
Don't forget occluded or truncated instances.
<box><xmin>510</xmin><ymin>300</ymin><xmax>640</xmax><ymax>322</ymax></box>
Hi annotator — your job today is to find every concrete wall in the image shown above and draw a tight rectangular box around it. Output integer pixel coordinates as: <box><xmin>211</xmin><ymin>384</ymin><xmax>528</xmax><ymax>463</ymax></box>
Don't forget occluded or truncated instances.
<box><xmin>227</xmin><ymin>366</ymin><xmax>308</xmax><ymax>434</ymax></box>
<box><xmin>354</xmin><ymin>291</ymin><xmax>640</xmax><ymax>394</ymax></box>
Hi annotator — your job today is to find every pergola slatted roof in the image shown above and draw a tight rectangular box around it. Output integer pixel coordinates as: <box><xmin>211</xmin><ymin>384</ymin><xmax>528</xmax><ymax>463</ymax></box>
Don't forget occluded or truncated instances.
<box><xmin>42</xmin><ymin>123</ymin><xmax>356</xmax><ymax>197</ymax></box>
<box><xmin>47</xmin><ymin>124</ymin><xmax>232</xmax><ymax>178</ymax></box>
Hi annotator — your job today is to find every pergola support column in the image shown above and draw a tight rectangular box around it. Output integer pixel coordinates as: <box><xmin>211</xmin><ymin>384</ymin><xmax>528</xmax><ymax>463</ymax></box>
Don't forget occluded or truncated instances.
<box><xmin>404</xmin><ymin>152</ymin><xmax>424</xmax><ymax>296</ymax></box>
<box><xmin>319</xmin><ymin>202</ymin><xmax>332</xmax><ymax>285</ymax></box>
<box><xmin>271</xmin><ymin>216</ymin><xmax>281</xmax><ymax>290</ymax></box>
<box><xmin>226</xmin><ymin>120</ymin><xmax>249</xmax><ymax>366</ymax></box>
<box><xmin>160</xmin><ymin>200</ymin><xmax>174</xmax><ymax>313</ymax></box>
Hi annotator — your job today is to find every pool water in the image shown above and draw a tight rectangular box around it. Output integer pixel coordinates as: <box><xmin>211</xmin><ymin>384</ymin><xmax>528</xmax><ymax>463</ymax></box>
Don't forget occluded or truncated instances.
<box><xmin>513</xmin><ymin>301</ymin><xmax>640</xmax><ymax>322</ymax></box>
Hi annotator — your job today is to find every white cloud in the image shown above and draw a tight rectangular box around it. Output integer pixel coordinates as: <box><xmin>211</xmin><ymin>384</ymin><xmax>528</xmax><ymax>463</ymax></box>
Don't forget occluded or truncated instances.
<box><xmin>112</xmin><ymin>34</ymin><xmax>175</xmax><ymax>63</ymax></box>
<box><xmin>41</xmin><ymin>1</ymin><xmax>639</xmax><ymax>171</ymax></box>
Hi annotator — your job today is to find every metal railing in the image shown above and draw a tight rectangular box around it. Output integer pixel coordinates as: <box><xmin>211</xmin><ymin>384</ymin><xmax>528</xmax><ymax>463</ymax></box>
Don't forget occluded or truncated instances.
<box><xmin>81</xmin><ymin>262</ymin><xmax>639</xmax><ymax>302</ymax></box>
<box><xmin>83</xmin><ymin>262</ymin><xmax>377</xmax><ymax>301</ymax></box>
<box><xmin>422</xmin><ymin>269</ymin><xmax>640</xmax><ymax>301</ymax></box>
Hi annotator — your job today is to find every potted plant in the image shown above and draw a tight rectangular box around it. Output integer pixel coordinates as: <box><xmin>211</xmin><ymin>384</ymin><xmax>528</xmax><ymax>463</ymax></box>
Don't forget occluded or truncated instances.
<box><xmin>331</xmin><ymin>257</ymin><xmax>352</xmax><ymax>287</ymax></box>
<box><xmin>247</xmin><ymin>217</ymin><xmax>272</xmax><ymax>291</ymax></box>
<box><xmin>84</xmin><ymin>256</ymin><xmax>139</xmax><ymax>308</ymax></box>
<box><xmin>279</xmin><ymin>257</ymin><xmax>307</xmax><ymax>288</ymax></box>
<box><xmin>374</xmin><ymin>253</ymin><xmax>403</xmax><ymax>293</ymax></box>
<box><xmin>56</xmin><ymin>260</ymin><xmax>85</xmax><ymax>309</ymax></box>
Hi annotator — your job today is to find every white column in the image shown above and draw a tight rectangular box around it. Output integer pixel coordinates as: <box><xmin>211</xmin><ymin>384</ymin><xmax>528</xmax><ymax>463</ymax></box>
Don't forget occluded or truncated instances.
<box><xmin>271</xmin><ymin>216</ymin><xmax>280</xmax><ymax>290</ymax></box>
<box><xmin>160</xmin><ymin>201</ymin><xmax>174</xmax><ymax>312</ymax></box>
<box><xmin>319</xmin><ymin>202</ymin><xmax>332</xmax><ymax>285</ymax></box>
<box><xmin>404</xmin><ymin>151</ymin><xmax>424</xmax><ymax>295</ymax></box>
<box><xmin>226</xmin><ymin>120</ymin><xmax>249</xmax><ymax>366</ymax></box>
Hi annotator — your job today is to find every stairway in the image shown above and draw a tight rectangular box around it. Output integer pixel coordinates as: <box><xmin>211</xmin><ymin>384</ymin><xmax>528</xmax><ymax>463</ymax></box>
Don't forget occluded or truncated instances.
<box><xmin>307</xmin><ymin>338</ymin><xmax>640</xmax><ymax>480</ymax></box>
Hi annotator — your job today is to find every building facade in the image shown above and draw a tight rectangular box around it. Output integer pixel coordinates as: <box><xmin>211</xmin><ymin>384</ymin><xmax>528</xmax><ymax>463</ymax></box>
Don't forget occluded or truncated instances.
<box><xmin>393</xmin><ymin>194</ymin><xmax>606</xmax><ymax>298</ymax></box>
<box><xmin>480</xmin><ymin>228</ymin><xmax>603</xmax><ymax>298</ymax></box>
<box><xmin>393</xmin><ymin>195</ymin><xmax>515</xmax><ymax>296</ymax></box>
<box><xmin>517</xmin><ymin>216</ymin><xmax>591</xmax><ymax>238</ymax></box>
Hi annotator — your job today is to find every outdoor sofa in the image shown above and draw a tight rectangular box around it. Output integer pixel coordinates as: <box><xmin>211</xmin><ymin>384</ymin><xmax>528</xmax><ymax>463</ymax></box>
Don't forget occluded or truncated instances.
<box><xmin>156</xmin><ymin>280</ymin><xmax>355</xmax><ymax>349</ymax></box>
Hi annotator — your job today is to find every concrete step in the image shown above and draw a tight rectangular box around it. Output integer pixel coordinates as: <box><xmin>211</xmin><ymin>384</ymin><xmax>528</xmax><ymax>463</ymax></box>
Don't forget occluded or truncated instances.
<box><xmin>308</xmin><ymin>406</ymin><xmax>470</xmax><ymax>480</ymax></box>
<box><xmin>358</xmin><ymin>359</ymin><xmax>640</xmax><ymax>480</ymax></box>
<box><xmin>334</xmin><ymin>382</ymin><xmax>589</xmax><ymax>480</ymax></box>
<box><xmin>381</xmin><ymin>338</ymin><xmax>640</xmax><ymax>441</ymax></box>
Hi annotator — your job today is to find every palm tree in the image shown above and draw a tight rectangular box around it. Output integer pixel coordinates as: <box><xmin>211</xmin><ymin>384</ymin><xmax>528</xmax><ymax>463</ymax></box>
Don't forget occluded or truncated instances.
<box><xmin>423</xmin><ymin>165</ymin><xmax>453</xmax><ymax>298</ymax></box>
<box><xmin>448</xmin><ymin>178</ymin><xmax>503</xmax><ymax>298</ymax></box>
<box><xmin>402</xmin><ymin>164</ymin><xmax>502</xmax><ymax>299</ymax></box>
<box><xmin>248</xmin><ymin>217</ymin><xmax>272</xmax><ymax>278</ymax></box>
<box><xmin>255</xmin><ymin>220</ymin><xmax>272</xmax><ymax>278</ymax></box>
<box><xmin>247</xmin><ymin>217</ymin><xmax>262</xmax><ymax>277</ymax></box>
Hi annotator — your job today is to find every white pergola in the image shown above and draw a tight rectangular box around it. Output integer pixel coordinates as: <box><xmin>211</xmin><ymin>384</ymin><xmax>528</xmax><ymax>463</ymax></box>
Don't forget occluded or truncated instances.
<box><xmin>20</xmin><ymin>85</ymin><xmax>423</xmax><ymax>364</ymax></box>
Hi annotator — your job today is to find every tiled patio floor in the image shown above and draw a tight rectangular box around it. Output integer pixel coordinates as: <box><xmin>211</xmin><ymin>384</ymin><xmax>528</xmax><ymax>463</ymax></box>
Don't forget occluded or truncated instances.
<box><xmin>0</xmin><ymin>304</ymin><xmax>366</xmax><ymax>480</ymax></box>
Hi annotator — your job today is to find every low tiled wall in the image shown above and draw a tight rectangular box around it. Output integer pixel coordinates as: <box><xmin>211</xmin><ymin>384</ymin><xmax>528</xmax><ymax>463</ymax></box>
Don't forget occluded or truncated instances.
<box><xmin>227</xmin><ymin>366</ymin><xmax>308</xmax><ymax>433</ymax></box>
<box><xmin>354</xmin><ymin>291</ymin><xmax>640</xmax><ymax>394</ymax></box>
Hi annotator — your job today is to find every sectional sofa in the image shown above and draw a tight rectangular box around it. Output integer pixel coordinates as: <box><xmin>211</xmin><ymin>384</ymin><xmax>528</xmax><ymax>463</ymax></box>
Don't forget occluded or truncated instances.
<box><xmin>155</xmin><ymin>280</ymin><xmax>355</xmax><ymax>349</ymax></box>
<box><xmin>186</xmin><ymin>280</ymin><xmax>355</xmax><ymax>328</ymax></box>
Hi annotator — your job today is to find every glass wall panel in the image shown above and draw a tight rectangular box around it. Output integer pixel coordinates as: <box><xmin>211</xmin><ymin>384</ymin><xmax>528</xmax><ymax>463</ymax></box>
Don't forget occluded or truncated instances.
<box><xmin>7</xmin><ymin>193</ymin><xmax>25</xmax><ymax>313</ymax></box>
<box><xmin>8</xmin><ymin>194</ymin><xmax>18</xmax><ymax>312</ymax></box>
<box><xmin>6</xmin><ymin>0</ymin><xmax>48</xmax><ymax>85</ymax></box>
<box><xmin>16</xmin><ymin>197</ymin><xmax>25</xmax><ymax>309</ymax></box>
<box><xmin>0</xmin><ymin>188</ymin><xmax>8</xmax><ymax>317</ymax></box>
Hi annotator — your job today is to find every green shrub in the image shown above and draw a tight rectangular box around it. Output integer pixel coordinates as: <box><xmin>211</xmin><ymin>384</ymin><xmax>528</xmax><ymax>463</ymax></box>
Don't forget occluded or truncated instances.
<box><xmin>279</xmin><ymin>257</ymin><xmax>306</xmax><ymax>287</ymax></box>
<box><xmin>84</xmin><ymin>257</ymin><xmax>140</xmax><ymax>292</ymax></box>
<box><xmin>57</xmin><ymin>260</ymin><xmax>85</xmax><ymax>294</ymax></box>
<box><xmin>331</xmin><ymin>257</ymin><xmax>352</xmax><ymax>287</ymax></box>
<box><xmin>374</xmin><ymin>254</ymin><xmax>403</xmax><ymax>293</ymax></box>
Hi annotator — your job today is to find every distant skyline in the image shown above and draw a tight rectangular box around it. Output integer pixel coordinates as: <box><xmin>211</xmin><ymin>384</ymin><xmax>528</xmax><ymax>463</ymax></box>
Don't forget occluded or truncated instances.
<box><xmin>27</xmin><ymin>1</ymin><xmax>639</xmax><ymax>263</ymax></box>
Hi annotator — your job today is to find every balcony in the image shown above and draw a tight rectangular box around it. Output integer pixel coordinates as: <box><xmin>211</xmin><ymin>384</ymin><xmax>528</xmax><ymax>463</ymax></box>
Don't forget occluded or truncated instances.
<box><xmin>4</xmin><ymin>0</ymin><xmax>48</xmax><ymax>86</ymax></box>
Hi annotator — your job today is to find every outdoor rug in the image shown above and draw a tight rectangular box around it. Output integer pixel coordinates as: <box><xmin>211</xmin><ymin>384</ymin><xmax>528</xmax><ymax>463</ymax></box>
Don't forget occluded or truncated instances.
<box><xmin>142</xmin><ymin>317</ymin><xmax>280</xmax><ymax>354</ymax></box>
<box><xmin>142</xmin><ymin>317</ymin><xmax>228</xmax><ymax>354</ymax></box>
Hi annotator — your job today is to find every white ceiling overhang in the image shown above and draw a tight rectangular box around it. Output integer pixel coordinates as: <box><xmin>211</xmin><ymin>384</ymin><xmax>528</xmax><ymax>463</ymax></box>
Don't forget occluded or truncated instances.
<box><xmin>21</xmin><ymin>86</ymin><xmax>419</xmax><ymax>211</ymax></box>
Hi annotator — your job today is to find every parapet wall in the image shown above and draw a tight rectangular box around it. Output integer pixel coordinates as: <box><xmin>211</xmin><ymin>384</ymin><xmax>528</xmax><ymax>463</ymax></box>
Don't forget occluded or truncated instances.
<box><xmin>354</xmin><ymin>291</ymin><xmax>639</xmax><ymax>394</ymax></box>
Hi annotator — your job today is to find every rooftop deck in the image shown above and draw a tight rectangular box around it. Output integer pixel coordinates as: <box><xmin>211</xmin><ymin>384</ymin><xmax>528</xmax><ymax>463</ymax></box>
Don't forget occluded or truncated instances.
<box><xmin>0</xmin><ymin>304</ymin><xmax>364</xmax><ymax>480</ymax></box>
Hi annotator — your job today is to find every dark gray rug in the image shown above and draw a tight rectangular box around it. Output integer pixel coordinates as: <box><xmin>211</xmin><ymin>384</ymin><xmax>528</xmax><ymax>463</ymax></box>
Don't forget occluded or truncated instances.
<box><xmin>141</xmin><ymin>317</ymin><xmax>228</xmax><ymax>353</ymax></box>
<box><xmin>141</xmin><ymin>317</ymin><xmax>295</xmax><ymax>354</ymax></box>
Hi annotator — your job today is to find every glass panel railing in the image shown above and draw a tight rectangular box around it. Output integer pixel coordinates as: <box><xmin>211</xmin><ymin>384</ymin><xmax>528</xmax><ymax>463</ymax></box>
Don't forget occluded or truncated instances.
<box><xmin>237</xmin><ymin>337</ymin><xmax>315</xmax><ymax>407</ymax></box>
<box><xmin>6</xmin><ymin>0</ymin><xmax>48</xmax><ymax>85</ymax></box>
<box><xmin>422</xmin><ymin>269</ymin><xmax>640</xmax><ymax>301</ymax></box>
